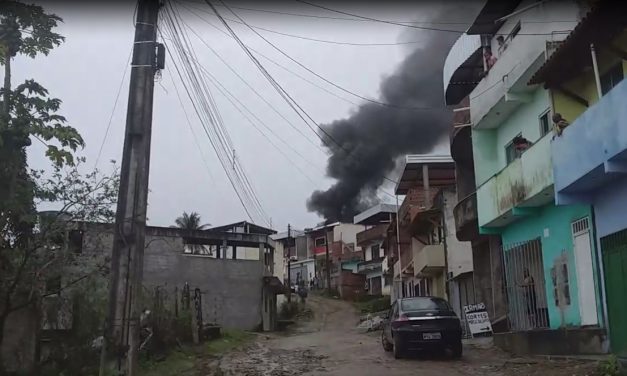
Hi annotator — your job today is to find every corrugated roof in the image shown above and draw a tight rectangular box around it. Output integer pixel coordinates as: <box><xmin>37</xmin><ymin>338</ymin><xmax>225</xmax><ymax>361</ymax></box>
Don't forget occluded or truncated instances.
<box><xmin>528</xmin><ymin>2</ymin><xmax>627</xmax><ymax>87</ymax></box>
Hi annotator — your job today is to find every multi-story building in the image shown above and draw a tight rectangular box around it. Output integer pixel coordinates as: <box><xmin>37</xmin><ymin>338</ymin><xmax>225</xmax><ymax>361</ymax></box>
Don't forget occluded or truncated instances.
<box><xmin>444</xmin><ymin>30</ymin><xmax>509</xmax><ymax>333</ymax></box>
<box><xmin>459</xmin><ymin>0</ymin><xmax>607</xmax><ymax>354</ymax></box>
<box><xmin>391</xmin><ymin>155</ymin><xmax>456</xmax><ymax>302</ymax></box>
<box><xmin>529</xmin><ymin>2</ymin><xmax>627</xmax><ymax>357</ymax></box>
<box><xmin>304</xmin><ymin>222</ymin><xmax>365</xmax><ymax>289</ymax></box>
<box><xmin>353</xmin><ymin>204</ymin><xmax>396</xmax><ymax>296</ymax></box>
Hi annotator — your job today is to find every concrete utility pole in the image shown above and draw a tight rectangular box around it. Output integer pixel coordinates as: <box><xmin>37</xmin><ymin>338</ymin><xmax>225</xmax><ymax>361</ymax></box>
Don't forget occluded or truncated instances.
<box><xmin>287</xmin><ymin>224</ymin><xmax>292</xmax><ymax>302</ymax></box>
<box><xmin>101</xmin><ymin>0</ymin><xmax>162</xmax><ymax>375</ymax></box>
<box><xmin>325</xmin><ymin>227</ymin><xmax>331</xmax><ymax>294</ymax></box>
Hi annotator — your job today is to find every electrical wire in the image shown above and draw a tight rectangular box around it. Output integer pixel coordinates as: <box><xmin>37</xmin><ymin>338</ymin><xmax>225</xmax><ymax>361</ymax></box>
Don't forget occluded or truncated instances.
<box><xmin>94</xmin><ymin>49</ymin><xmax>132</xmax><ymax>170</ymax></box>
<box><xmin>167</xmin><ymin>15</ymin><xmax>397</xmax><ymax>198</ymax></box>
<box><xmin>294</xmin><ymin>1</ymin><xmax>574</xmax><ymax>36</ymax></box>
<box><xmin>177</xmin><ymin>13</ymin><xmax>328</xmax><ymax>154</ymax></box>
<box><xmin>215</xmin><ymin>3</ymin><xmax>448</xmax><ymax>111</ymax></box>
<box><xmin>165</xmin><ymin>68</ymin><xmax>217</xmax><ymax>184</ymax></box>
<box><xmin>183</xmin><ymin>0</ymin><xmax>578</xmax><ymax>25</ymax></box>
<box><xmin>178</xmin><ymin>1</ymin><xmax>432</xmax><ymax>46</ymax></box>
<box><xmin>207</xmin><ymin>1</ymin><xmax>402</xmax><ymax>190</ymax></box>
<box><xmin>178</xmin><ymin>4</ymin><xmax>359</xmax><ymax>107</ymax></box>
<box><xmin>162</xmin><ymin>2</ymin><xmax>271</xmax><ymax>225</ymax></box>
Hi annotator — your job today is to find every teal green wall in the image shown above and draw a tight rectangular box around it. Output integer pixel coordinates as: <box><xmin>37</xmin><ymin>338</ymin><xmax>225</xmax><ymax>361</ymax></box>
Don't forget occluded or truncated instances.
<box><xmin>472</xmin><ymin>88</ymin><xmax>551</xmax><ymax>188</ymax></box>
<box><xmin>501</xmin><ymin>203</ymin><xmax>603</xmax><ymax>329</ymax></box>
<box><xmin>472</xmin><ymin>128</ymin><xmax>497</xmax><ymax>187</ymax></box>
<box><xmin>495</xmin><ymin>88</ymin><xmax>550</xmax><ymax>169</ymax></box>
<box><xmin>341</xmin><ymin>260</ymin><xmax>359</xmax><ymax>273</ymax></box>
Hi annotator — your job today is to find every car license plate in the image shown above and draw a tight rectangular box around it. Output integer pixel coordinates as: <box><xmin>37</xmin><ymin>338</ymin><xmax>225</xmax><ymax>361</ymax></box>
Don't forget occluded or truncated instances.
<box><xmin>423</xmin><ymin>332</ymin><xmax>441</xmax><ymax>340</ymax></box>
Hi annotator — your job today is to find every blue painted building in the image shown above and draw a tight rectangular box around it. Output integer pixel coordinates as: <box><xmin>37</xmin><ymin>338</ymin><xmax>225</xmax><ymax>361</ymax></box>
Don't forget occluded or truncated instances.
<box><xmin>530</xmin><ymin>4</ymin><xmax>627</xmax><ymax>356</ymax></box>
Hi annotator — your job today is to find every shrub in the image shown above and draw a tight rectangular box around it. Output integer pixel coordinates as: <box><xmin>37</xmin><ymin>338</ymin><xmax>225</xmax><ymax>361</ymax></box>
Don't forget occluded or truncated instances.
<box><xmin>598</xmin><ymin>355</ymin><xmax>623</xmax><ymax>376</ymax></box>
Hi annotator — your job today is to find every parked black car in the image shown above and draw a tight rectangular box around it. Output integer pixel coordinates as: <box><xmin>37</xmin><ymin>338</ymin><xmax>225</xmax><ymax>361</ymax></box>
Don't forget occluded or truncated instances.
<box><xmin>381</xmin><ymin>296</ymin><xmax>462</xmax><ymax>359</ymax></box>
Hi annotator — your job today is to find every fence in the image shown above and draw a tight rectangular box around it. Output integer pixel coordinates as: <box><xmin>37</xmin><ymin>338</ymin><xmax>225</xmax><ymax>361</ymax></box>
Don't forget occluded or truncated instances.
<box><xmin>502</xmin><ymin>238</ymin><xmax>550</xmax><ymax>331</ymax></box>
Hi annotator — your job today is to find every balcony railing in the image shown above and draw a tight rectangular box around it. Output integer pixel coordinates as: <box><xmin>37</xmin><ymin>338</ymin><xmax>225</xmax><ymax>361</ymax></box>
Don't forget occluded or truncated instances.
<box><xmin>399</xmin><ymin>188</ymin><xmax>435</xmax><ymax>227</ymax></box>
<box><xmin>552</xmin><ymin>79</ymin><xmax>627</xmax><ymax>198</ymax></box>
<box><xmin>356</xmin><ymin>224</ymin><xmax>388</xmax><ymax>246</ymax></box>
<box><xmin>453</xmin><ymin>191</ymin><xmax>478</xmax><ymax>242</ymax></box>
<box><xmin>470</xmin><ymin>34</ymin><xmax>568</xmax><ymax>129</ymax></box>
<box><xmin>476</xmin><ymin>133</ymin><xmax>553</xmax><ymax>228</ymax></box>
<box><xmin>413</xmin><ymin>244</ymin><xmax>445</xmax><ymax>277</ymax></box>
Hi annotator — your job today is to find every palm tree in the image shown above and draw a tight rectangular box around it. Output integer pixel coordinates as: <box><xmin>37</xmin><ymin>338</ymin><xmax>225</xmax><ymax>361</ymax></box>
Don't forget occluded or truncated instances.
<box><xmin>175</xmin><ymin>211</ymin><xmax>211</xmax><ymax>255</ymax></box>
<box><xmin>174</xmin><ymin>211</ymin><xmax>209</xmax><ymax>230</ymax></box>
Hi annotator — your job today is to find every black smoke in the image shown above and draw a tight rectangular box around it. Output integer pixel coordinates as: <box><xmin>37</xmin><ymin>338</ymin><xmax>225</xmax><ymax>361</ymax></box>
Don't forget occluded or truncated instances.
<box><xmin>307</xmin><ymin>4</ymin><xmax>477</xmax><ymax>222</ymax></box>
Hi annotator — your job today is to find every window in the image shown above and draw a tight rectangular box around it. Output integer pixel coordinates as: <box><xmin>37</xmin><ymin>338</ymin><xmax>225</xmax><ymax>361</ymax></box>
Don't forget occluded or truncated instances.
<box><xmin>401</xmin><ymin>297</ymin><xmax>451</xmax><ymax>311</ymax></box>
<box><xmin>539</xmin><ymin>109</ymin><xmax>551</xmax><ymax>137</ymax></box>
<box><xmin>601</xmin><ymin>62</ymin><xmax>624</xmax><ymax>96</ymax></box>
<box><xmin>314</xmin><ymin>237</ymin><xmax>326</xmax><ymax>247</ymax></box>
<box><xmin>509</xmin><ymin>21</ymin><xmax>521</xmax><ymax>40</ymax></box>
<box><xmin>371</xmin><ymin>244</ymin><xmax>381</xmax><ymax>260</ymax></box>
<box><xmin>505</xmin><ymin>133</ymin><xmax>523</xmax><ymax>164</ymax></box>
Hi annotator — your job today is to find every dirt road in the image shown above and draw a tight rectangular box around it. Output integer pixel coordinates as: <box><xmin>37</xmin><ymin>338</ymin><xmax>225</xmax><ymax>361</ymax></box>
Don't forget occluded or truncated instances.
<box><xmin>206</xmin><ymin>295</ymin><xmax>601</xmax><ymax>376</ymax></box>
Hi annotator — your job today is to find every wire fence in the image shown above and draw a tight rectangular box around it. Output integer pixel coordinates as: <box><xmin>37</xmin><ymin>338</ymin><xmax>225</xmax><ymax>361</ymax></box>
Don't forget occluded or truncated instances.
<box><xmin>502</xmin><ymin>238</ymin><xmax>550</xmax><ymax>331</ymax></box>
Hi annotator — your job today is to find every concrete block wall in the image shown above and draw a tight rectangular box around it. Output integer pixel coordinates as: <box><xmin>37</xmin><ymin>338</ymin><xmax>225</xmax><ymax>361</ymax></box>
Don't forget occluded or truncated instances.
<box><xmin>82</xmin><ymin>226</ymin><xmax>265</xmax><ymax>331</ymax></box>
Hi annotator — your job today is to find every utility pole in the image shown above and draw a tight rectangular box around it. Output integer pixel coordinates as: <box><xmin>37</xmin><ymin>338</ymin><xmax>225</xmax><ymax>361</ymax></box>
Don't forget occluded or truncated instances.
<box><xmin>287</xmin><ymin>224</ymin><xmax>292</xmax><ymax>302</ymax></box>
<box><xmin>324</xmin><ymin>227</ymin><xmax>331</xmax><ymax>294</ymax></box>
<box><xmin>101</xmin><ymin>1</ymin><xmax>162</xmax><ymax>375</ymax></box>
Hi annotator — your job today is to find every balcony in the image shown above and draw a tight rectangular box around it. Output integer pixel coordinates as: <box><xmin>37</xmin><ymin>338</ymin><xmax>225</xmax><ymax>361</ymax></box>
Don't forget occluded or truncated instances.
<box><xmin>356</xmin><ymin>224</ymin><xmax>388</xmax><ymax>247</ymax></box>
<box><xmin>357</xmin><ymin>258</ymin><xmax>383</xmax><ymax>274</ymax></box>
<box><xmin>552</xmin><ymin>79</ymin><xmax>627</xmax><ymax>203</ymax></box>
<box><xmin>470</xmin><ymin>37</ymin><xmax>566</xmax><ymax>130</ymax></box>
<box><xmin>476</xmin><ymin>133</ymin><xmax>554</xmax><ymax>229</ymax></box>
<box><xmin>453</xmin><ymin>191</ymin><xmax>479</xmax><ymax>242</ymax></box>
<box><xmin>443</xmin><ymin>33</ymin><xmax>483</xmax><ymax>106</ymax></box>
<box><xmin>413</xmin><ymin>244</ymin><xmax>445</xmax><ymax>277</ymax></box>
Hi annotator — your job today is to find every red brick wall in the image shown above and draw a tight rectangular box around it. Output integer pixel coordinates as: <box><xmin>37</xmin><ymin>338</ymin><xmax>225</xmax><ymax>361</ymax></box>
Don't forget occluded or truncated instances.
<box><xmin>337</xmin><ymin>270</ymin><xmax>366</xmax><ymax>301</ymax></box>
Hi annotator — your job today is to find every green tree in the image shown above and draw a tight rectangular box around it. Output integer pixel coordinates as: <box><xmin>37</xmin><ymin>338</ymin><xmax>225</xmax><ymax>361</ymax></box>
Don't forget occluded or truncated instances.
<box><xmin>0</xmin><ymin>2</ymin><xmax>97</xmax><ymax>373</ymax></box>
<box><xmin>174</xmin><ymin>211</ymin><xmax>209</xmax><ymax>230</ymax></box>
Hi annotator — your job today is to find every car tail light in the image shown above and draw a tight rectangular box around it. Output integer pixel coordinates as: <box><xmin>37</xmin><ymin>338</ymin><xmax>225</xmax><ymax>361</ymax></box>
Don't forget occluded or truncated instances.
<box><xmin>391</xmin><ymin>314</ymin><xmax>409</xmax><ymax>328</ymax></box>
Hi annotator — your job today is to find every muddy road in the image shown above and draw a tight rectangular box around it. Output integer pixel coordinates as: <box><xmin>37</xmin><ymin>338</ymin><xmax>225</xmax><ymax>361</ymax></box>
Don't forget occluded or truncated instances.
<box><xmin>205</xmin><ymin>295</ymin><xmax>600</xmax><ymax>376</ymax></box>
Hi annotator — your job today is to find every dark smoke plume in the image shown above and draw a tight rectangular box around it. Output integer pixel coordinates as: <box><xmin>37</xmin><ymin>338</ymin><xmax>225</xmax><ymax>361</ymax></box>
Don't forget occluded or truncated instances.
<box><xmin>307</xmin><ymin>3</ymin><xmax>478</xmax><ymax>222</ymax></box>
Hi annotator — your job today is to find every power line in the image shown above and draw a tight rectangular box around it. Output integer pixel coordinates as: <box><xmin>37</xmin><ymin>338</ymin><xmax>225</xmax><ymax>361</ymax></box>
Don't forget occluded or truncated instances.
<box><xmin>177</xmin><ymin>14</ymin><xmax>328</xmax><ymax>154</ymax></box>
<box><xmin>162</xmin><ymin>3</ymin><xmax>271</xmax><ymax>225</ymax></box>
<box><xmin>216</xmin><ymin>3</ymin><xmax>447</xmax><ymax>111</ymax></box>
<box><xmin>178</xmin><ymin>1</ymin><xmax>432</xmax><ymax>46</ymax></box>
<box><xmin>208</xmin><ymin>1</ymin><xmax>401</xmax><ymax>188</ymax></box>
<box><xmin>178</xmin><ymin>4</ymin><xmax>359</xmax><ymax>107</ymax></box>
<box><xmin>94</xmin><ymin>48</ymin><xmax>132</xmax><ymax>170</ymax></box>
<box><xmin>200</xmin><ymin>63</ymin><xmax>324</xmax><ymax>183</ymax></box>
<box><xmin>167</xmin><ymin>19</ymin><xmax>396</xmax><ymax>197</ymax></box>
<box><xmin>184</xmin><ymin>0</ymin><xmax>577</xmax><ymax>25</ymax></box>
<box><xmin>165</xmin><ymin>68</ymin><xmax>217</xmax><ymax>184</ymax></box>
<box><xmin>295</xmin><ymin>1</ymin><xmax>574</xmax><ymax>36</ymax></box>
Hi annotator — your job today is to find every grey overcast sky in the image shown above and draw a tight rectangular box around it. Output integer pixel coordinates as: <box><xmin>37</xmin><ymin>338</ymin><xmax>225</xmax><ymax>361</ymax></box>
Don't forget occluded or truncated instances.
<box><xmin>16</xmin><ymin>1</ymin><xmax>481</xmax><ymax>231</ymax></box>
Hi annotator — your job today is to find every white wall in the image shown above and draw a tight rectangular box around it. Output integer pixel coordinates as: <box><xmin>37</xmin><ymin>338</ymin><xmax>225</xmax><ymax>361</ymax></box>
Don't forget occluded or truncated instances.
<box><xmin>443</xmin><ymin>189</ymin><xmax>474</xmax><ymax>278</ymax></box>
<box><xmin>333</xmin><ymin>223</ymin><xmax>365</xmax><ymax>243</ymax></box>
<box><xmin>469</xmin><ymin>0</ymin><xmax>581</xmax><ymax>126</ymax></box>
<box><xmin>365</xmin><ymin>241</ymin><xmax>383</xmax><ymax>262</ymax></box>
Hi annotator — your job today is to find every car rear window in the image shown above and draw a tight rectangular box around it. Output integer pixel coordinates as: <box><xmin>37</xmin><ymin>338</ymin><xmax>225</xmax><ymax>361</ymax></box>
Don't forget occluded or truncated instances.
<box><xmin>400</xmin><ymin>297</ymin><xmax>450</xmax><ymax>311</ymax></box>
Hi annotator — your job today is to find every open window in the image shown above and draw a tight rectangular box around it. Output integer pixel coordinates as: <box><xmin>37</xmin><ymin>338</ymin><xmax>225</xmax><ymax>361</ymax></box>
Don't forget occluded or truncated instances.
<box><xmin>314</xmin><ymin>236</ymin><xmax>326</xmax><ymax>247</ymax></box>
<box><xmin>539</xmin><ymin>109</ymin><xmax>551</xmax><ymax>137</ymax></box>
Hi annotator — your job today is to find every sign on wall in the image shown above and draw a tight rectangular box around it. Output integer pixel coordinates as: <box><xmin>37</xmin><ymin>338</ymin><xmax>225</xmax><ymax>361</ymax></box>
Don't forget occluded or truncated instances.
<box><xmin>463</xmin><ymin>302</ymin><xmax>493</xmax><ymax>337</ymax></box>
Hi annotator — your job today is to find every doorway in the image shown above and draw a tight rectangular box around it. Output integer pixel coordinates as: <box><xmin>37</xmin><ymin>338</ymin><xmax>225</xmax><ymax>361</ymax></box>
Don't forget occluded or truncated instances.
<box><xmin>571</xmin><ymin>217</ymin><xmax>598</xmax><ymax>326</ymax></box>
<box><xmin>600</xmin><ymin>228</ymin><xmax>627</xmax><ymax>357</ymax></box>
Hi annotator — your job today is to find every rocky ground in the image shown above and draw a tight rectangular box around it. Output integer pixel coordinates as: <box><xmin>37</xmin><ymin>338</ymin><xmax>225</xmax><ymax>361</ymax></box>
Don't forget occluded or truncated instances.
<box><xmin>198</xmin><ymin>295</ymin><xmax>603</xmax><ymax>376</ymax></box>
